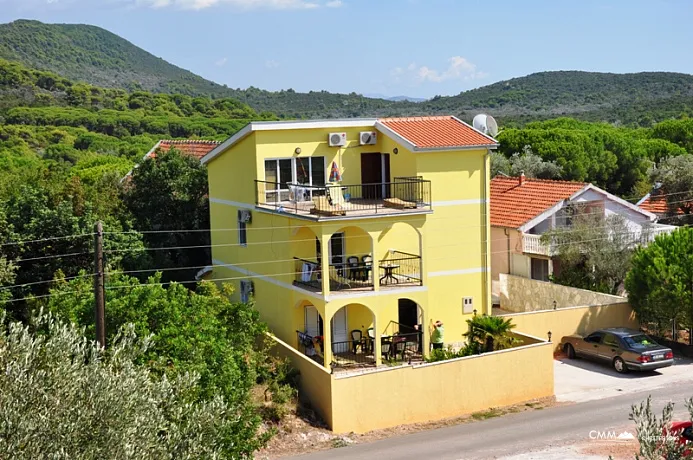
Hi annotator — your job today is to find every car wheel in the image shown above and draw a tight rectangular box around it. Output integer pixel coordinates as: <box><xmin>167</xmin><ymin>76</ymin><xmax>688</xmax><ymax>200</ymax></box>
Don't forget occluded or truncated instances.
<box><xmin>613</xmin><ymin>357</ymin><xmax>628</xmax><ymax>374</ymax></box>
<box><xmin>564</xmin><ymin>343</ymin><xmax>576</xmax><ymax>359</ymax></box>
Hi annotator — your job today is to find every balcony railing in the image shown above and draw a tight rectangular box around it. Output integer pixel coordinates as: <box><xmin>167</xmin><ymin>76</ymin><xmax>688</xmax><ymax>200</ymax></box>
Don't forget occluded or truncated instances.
<box><xmin>293</xmin><ymin>256</ymin><xmax>374</xmax><ymax>293</ymax></box>
<box><xmin>255</xmin><ymin>177</ymin><xmax>431</xmax><ymax>218</ymax></box>
<box><xmin>377</xmin><ymin>251</ymin><xmax>423</xmax><ymax>286</ymax></box>
<box><xmin>522</xmin><ymin>225</ymin><xmax>679</xmax><ymax>256</ymax></box>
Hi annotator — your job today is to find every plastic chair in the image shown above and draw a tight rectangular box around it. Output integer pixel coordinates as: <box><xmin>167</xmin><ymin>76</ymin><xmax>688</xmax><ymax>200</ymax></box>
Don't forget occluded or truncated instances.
<box><xmin>351</xmin><ymin>329</ymin><xmax>363</xmax><ymax>354</ymax></box>
<box><xmin>361</xmin><ymin>255</ymin><xmax>373</xmax><ymax>282</ymax></box>
<box><xmin>347</xmin><ymin>256</ymin><xmax>361</xmax><ymax>281</ymax></box>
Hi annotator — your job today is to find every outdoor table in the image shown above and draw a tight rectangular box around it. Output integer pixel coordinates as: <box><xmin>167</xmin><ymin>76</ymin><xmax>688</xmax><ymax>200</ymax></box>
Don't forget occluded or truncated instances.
<box><xmin>379</xmin><ymin>263</ymin><xmax>400</xmax><ymax>285</ymax></box>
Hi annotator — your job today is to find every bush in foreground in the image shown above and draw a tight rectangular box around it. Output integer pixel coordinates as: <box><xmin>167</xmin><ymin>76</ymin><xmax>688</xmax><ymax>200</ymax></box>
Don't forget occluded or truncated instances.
<box><xmin>0</xmin><ymin>313</ymin><xmax>243</xmax><ymax>459</ymax></box>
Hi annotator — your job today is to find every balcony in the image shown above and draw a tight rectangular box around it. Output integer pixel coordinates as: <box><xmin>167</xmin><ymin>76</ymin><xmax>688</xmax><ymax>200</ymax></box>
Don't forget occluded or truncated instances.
<box><xmin>522</xmin><ymin>234</ymin><xmax>553</xmax><ymax>256</ymax></box>
<box><xmin>293</xmin><ymin>251</ymin><xmax>422</xmax><ymax>295</ymax></box>
<box><xmin>255</xmin><ymin>177</ymin><xmax>432</xmax><ymax>220</ymax></box>
<box><xmin>522</xmin><ymin>224</ymin><xmax>679</xmax><ymax>256</ymax></box>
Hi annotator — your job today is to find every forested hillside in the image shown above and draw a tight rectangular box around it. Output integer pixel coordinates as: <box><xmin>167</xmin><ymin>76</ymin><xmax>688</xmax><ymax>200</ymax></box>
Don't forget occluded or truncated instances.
<box><xmin>2</xmin><ymin>19</ymin><xmax>693</xmax><ymax>124</ymax></box>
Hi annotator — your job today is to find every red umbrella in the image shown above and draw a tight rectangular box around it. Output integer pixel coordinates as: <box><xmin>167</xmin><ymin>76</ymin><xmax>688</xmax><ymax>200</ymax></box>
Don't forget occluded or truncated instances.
<box><xmin>330</xmin><ymin>161</ymin><xmax>341</xmax><ymax>182</ymax></box>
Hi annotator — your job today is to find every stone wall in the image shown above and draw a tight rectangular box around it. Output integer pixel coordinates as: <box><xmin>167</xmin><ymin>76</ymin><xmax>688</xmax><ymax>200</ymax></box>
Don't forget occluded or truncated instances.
<box><xmin>499</xmin><ymin>274</ymin><xmax>626</xmax><ymax>313</ymax></box>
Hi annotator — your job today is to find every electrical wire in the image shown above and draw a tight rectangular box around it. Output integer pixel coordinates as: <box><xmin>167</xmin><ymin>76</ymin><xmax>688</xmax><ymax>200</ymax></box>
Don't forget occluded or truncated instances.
<box><xmin>0</xmin><ymin>233</ymin><xmax>94</xmax><ymax>248</ymax></box>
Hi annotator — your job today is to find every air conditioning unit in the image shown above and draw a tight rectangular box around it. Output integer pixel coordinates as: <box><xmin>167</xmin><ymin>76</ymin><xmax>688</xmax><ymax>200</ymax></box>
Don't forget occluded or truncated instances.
<box><xmin>238</xmin><ymin>209</ymin><xmax>252</xmax><ymax>223</ymax></box>
<box><xmin>328</xmin><ymin>132</ymin><xmax>347</xmax><ymax>147</ymax></box>
<box><xmin>359</xmin><ymin>131</ymin><xmax>377</xmax><ymax>145</ymax></box>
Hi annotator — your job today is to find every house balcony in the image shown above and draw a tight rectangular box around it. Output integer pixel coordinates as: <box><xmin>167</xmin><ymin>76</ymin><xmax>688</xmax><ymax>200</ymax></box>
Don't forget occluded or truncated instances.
<box><xmin>522</xmin><ymin>224</ymin><xmax>678</xmax><ymax>257</ymax></box>
<box><xmin>293</xmin><ymin>251</ymin><xmax>423</xmax><ymax>295</ymax></box>
<box><xmin>255</xmin><ymin>177</ymin><xmax>432</xmax><ymax>220</ymax></box>
<box><xmin>522</xmin><ymin>233</ymin><xmax>554</xmax><ymax>256</ymax></box>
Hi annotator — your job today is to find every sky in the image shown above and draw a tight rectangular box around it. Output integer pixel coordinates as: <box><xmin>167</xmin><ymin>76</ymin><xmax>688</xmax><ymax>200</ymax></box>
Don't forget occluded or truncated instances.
<box><xmin>0</xmin><ymin>0</ymin><xmax>691</xmax><ymax>98</ymax></box>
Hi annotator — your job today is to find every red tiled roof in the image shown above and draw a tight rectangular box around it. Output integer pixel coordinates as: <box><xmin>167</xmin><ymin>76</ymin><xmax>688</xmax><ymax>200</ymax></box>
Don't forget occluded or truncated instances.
<box><xmin>150</xmin><ymin>140</ymin><xmax>221</xmax><ymax>161</ymax></box>
<box><xmin>378</xmin><ymin>116</ymin><xmax>497</xmax><ymax>149</ymax></box>
<box><xmin>490</xmin><ymin>176</ymin><xmax>587</xmax><ymax>228</ymax></box>
<box><xmin>639</xmin><ymin>192</ymin><xmax>685</xmax><ymax>216</ymax></box>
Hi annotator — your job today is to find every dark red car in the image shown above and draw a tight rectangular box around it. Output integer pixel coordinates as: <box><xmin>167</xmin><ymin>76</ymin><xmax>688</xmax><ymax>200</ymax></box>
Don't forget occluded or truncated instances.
<box><xmin>665</xmin><ymin>421</ymin><xmax>693</xmax><ymax>454</ymax></box>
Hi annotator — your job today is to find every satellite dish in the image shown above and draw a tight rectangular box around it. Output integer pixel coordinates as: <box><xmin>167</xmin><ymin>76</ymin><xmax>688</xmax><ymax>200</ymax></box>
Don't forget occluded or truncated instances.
<box><xmin>472</xmin><ymin>114</ymin><xmax>499</xmax><ymax>137</ymax></box>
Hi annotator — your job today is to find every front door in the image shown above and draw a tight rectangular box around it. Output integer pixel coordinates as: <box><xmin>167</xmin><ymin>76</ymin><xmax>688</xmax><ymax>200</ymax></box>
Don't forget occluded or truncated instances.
<box><xmin>360</xmin><ymin>153</ymin><xmax>391</xmax><ymax>199</ymax></box>
<box><xmin>331</xmin><ymin>307</ymin><xmax>348</xmax><ymax>353</ymax></box>
<box><xmin>398</xmin><ymin>299</ymin><xmax>418</xmax><ymax>333</ymax></box>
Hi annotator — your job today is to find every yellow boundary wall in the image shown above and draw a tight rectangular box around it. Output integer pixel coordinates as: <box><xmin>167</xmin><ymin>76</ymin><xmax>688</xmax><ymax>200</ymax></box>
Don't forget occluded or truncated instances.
<box><xmin>498</xmin><ymin>302</ymin><xmax>638</xmax><ymax>351</ymax></box>
<box><xmin>269</xmin><ymin>334</ymin><xmax>554</xmax><ymax>434</ymax></box>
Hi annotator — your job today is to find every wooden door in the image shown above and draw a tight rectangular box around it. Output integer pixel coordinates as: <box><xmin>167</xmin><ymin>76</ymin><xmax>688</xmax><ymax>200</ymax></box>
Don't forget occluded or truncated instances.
<box><xmin>360</xmin><ymin>153</ymin><xmax>390</xmax><ymax>199</ymax></box>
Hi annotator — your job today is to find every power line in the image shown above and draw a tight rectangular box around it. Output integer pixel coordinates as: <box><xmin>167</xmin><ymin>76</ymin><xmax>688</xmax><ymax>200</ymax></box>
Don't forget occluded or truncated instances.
<box><xmin>0</xmin><ymin>233</ymin><xmax>94</xmax><ymax>248</ymax></box>
<box><xmin>0</xmin><ymin>273</ymin><xmax>96</xmax><ymax>291</ymax></box>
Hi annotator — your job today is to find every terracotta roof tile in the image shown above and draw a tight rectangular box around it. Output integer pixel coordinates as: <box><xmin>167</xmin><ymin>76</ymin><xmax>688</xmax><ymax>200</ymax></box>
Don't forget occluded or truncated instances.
<box><xmin>490</xmin><ymin>176</ymin><xmax>587</xmax><ymax>228</ymax></box>
<box><xmin>151</xmin><ymin>140</ymin><xmax>221</xmax><ymax>161</ymax></box>
<box><xmin>378</xmin><ymin>116</ymin><xmax>497</xmax><ymax>149</ymax></box>
<box><xmin>639</xmin><ymin>192</ymin><xmax>685</xmax><ymax>216</ymax></box>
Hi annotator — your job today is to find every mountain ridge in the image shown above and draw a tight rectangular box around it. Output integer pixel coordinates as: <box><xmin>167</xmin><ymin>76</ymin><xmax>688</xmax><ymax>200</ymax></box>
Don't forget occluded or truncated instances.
<box><xmin>1</xmin><ymin>19</ymin><xmax>693</xmax><ymax>124</ymax></box>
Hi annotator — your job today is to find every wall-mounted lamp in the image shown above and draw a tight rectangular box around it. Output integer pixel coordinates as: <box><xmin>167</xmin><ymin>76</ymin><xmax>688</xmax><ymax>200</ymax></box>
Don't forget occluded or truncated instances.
<box><xmin>547</xmin><ymin>331</ymin><xmax>552</xmax><ymax>342</ymax></box>
<box><xmin>294</xmin><ymin>147</ymin><xmax>302</xmax><ymax>155</ymax></box>
<box><xmin>393</xmin><ymin>148</ymin><xmax>399</xmax><ymax>155</ymax></box>
<box><xmin>473</xmin><ymin>309</ymin><xmax>477</xmax><ymax>316</ymax></box>
<box><xmin>553</xmin><ymin>300</ymin><xmax>557</xmax><ymax>310</ymax></box>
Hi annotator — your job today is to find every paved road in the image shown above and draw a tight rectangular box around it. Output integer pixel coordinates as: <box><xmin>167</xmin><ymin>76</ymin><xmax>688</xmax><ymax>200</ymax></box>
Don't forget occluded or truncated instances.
<box><xmin>290</xmin><ymin>387</ymin><xmax>692</xmax><ymax>460</ymax></box>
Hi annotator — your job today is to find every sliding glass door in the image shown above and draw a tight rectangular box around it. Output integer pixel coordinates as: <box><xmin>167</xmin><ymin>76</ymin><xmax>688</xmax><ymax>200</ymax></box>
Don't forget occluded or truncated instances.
<box><xmin>264</xmin><ymin>157</ymin><xmax>325</xmax><ymax>203</ymax></box>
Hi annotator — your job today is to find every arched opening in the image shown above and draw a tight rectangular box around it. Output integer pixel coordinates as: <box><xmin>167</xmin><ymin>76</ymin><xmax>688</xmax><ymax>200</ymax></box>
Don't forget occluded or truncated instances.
<box><xmin>328</xmin><ymin>226</ymin><xmax>374</xmax><ymax>292</ymax></box>
<box><xmin>330</xmin><ymin>303</ymin><xmax>377</xmax><ymax>368</ymax></box>
<box><xmin>291</xmin><ymin>226</ymin><xmax>321</xmax><ymax>292</ymax></box>
<box><xmin>297</xmin><ymin>303</ymin><xmax>326</xmax><ymax>366</ymax></box>
<box><xmin>378</xmin><ymin>222</ymin><xmax>423</xmax><ymax>288</ymax></box>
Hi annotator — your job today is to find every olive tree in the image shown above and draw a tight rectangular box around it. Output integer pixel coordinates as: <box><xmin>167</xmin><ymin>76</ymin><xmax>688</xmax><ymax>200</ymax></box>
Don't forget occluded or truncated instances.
<box><xmin>0</xmin><ymin>313</ymin><xmax>243</xmax><ymax>459</ymax></box>
<box><xmin>630</xmin><ymin>396</ymin><xmax>693</xmax><ymax>460</ymax></box>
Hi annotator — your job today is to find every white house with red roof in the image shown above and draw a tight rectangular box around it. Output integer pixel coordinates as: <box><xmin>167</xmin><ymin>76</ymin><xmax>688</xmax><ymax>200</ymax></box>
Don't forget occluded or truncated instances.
<box><xmin>490</xmin><ymin>174</ymin><xmax>669</xmax><ymax>284</ymax></box>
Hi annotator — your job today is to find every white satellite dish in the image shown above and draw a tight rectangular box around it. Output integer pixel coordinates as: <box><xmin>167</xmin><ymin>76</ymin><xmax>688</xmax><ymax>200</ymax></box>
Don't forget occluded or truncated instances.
<box><xmin>472</xmin><ymin>114</ymin><xmax>499</xmax><ymax>137</ymax></box>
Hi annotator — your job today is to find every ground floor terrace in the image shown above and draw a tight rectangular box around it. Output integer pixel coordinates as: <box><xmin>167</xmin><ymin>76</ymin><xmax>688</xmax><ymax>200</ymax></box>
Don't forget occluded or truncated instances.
<box><xmin>293</xmin><ymin>294</ymin><xmax>430</xmax><ymax>372</ymax></box>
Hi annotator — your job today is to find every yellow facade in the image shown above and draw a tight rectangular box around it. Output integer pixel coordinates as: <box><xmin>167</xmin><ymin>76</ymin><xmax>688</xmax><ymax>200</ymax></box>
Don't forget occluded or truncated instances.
<box><xmin>205</xmin><ymin>119</ymin><xmax>494</xmax><ymax>368</ymax></box>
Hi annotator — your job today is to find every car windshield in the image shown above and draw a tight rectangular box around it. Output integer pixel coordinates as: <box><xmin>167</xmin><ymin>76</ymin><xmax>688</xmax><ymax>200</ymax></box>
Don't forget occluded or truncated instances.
<box><xmin>623</xmin><ymin>334</ymin><xmax>657</xmax><ymax>348</ymax></box>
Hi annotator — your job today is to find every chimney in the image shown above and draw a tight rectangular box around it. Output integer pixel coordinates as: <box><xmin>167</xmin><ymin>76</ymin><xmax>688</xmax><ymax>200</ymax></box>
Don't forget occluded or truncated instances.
<box><xmin>519</xmin><ymin>171</ymin><xmax>526</xmax><ymax>186</ymax></box>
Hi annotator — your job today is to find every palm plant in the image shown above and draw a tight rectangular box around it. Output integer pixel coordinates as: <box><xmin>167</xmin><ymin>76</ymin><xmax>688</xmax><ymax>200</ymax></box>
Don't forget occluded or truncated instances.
<box><xmin>464</xmin><ymin>315</ymin><xmax>518</xmax><ymax>353</ymax></box>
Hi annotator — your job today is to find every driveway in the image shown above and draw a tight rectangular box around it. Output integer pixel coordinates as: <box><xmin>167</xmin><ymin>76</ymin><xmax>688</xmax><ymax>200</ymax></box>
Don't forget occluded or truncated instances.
<box><xmin>555</xmin><ymin>354</ymin><xmax>693</xmax><ymax>403</ymax></box>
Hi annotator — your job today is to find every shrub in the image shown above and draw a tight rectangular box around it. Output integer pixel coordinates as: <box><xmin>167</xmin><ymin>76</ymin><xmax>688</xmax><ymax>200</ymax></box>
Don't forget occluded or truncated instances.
<box><xmin>0</xmin><ymin>313</ymin><xmax>244</xmax><ymax>459</ymax></box>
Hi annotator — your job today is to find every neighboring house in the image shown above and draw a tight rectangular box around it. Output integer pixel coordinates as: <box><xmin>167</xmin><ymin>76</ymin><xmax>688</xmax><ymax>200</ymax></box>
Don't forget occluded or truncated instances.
<box><xmin>490</xmin><ymin>174</ymin><xmax>672</xmax><ymax>283</ymax></box>
<box><xmin>201</xmin><ymin>116</ymin><xmax>498</xmax><ymax>370</ymax></box>
<box><xmin>121</xmin><ymin>139</ymin><xmax>221</xmax><ymax>181</ymax></box>
<box><xmin>638</xmin><ymin>187</ymin><xmax>688</xmax><ymax>224</ymax></box>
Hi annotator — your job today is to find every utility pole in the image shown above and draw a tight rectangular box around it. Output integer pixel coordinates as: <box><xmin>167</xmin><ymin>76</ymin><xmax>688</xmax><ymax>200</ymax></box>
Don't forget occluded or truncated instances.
<box><xmin>94</xmin><ymin>221</ymin><xmax>105</xmax><ymax>348</ymax></box>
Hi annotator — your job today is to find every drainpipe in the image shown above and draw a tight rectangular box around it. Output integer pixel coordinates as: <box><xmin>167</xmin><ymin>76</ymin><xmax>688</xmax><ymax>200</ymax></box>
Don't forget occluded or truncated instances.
<box><xmin>482</xmin><ymin>150</ymin><xmax>491</xmax><ymax>315</ymax></box>
<box><xmin>504</xmin><ymin>227</ymin><xmax>511</xmax><ymax>275</ymax></box>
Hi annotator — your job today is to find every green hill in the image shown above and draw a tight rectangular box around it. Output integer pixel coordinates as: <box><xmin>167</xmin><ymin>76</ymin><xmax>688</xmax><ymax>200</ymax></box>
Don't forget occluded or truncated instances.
<box><xmin>2</xmin><ymin>19</ymin><xmax>693</xmax><ymax>125</ymax></box>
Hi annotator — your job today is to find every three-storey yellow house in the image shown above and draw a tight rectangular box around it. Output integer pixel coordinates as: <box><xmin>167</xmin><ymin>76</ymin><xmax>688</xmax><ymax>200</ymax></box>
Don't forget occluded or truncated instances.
<box><xmin>201</xmin><ymin>116</ymin><xmax>498</xmax><ymax>371</ymax></box>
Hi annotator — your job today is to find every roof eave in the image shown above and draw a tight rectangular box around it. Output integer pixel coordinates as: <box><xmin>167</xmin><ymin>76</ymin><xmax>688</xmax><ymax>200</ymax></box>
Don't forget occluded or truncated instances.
<box><xmin>572</xmin><ymin>184</ymin><xmax>658</xmax><ymax>221</ymax></box>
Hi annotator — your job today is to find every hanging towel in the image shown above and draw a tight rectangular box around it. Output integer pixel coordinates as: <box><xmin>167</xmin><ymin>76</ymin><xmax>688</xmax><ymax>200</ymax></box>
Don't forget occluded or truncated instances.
<box><xmin>301</xmin><ymin>263</ymin><xmax>313</xmax><ymax>282</ymax></box>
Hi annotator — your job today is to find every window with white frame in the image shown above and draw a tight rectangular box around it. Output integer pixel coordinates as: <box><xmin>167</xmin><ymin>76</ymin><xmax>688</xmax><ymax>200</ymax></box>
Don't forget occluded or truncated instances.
<box><xmin>264</xmin><ymin>157</ymin><xmax>325</xmax><ymax>202</ymax></box>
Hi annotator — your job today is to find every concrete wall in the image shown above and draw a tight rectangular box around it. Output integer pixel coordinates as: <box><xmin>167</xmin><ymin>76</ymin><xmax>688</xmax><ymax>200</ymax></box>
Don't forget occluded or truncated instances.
<box><xmin>269</xmin><ymin>335</ymin><xmax>333</xmax><ymax>428</ymax></box>
<box><xmin>491</xmin><ymin>226</ymin><xmax>523</xmax><ymax>281</ymax></box>
<box><xmin>329</xmin><ymin>340</ymin><xmax>554</xmax><ymax>433</ymax></box>
<box><xmin>499</xmin><ymin>302</ymin><xmax>638</xmax><ymax>351</ymax></box>
<box><xmin>499</xmin><ymin>274</ymin><xmax>626</xmax><ymax>312</ymax></box>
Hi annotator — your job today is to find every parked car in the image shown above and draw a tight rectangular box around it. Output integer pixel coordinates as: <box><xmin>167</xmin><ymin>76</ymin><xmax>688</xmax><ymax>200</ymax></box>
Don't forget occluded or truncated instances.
<box><xmin>561</xmin><ymin>327</ymin><xmax>674</xmax><ymax>373</ymax></box>
<box><xmin>667</xmin><ymin>421</ymin><xmax>693</xmax><ymax>454</ymax></box>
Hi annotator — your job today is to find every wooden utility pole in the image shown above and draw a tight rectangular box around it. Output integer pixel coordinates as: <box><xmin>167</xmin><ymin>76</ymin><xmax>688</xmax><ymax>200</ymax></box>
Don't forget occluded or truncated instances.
<box><xmin>94</xmin><ymin>221</ymin><xmax>106</xmax><ymax>348</ymax></box>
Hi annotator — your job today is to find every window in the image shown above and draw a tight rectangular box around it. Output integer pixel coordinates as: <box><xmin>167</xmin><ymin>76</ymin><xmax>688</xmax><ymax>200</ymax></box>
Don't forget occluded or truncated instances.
<box><xmin>602</xmin><ymin>333</ymin><xmax>619</xmax><ymax>347</ymax></box>
<box><xmin>584</xmin><ymin>332</ymin><xmax>603</xmax><ymax>343</ymax></box>
<box><xmin>531</xmin><ymin>258</ymin><xmax>550</xmax><ymax>281</ymax></box>
<box><xmin>238</xmin><ymin>215</ymin><xmax>247</xmax><ymax>246</ymax></box>
<box><xmin>264</xmin><ymin>157</ymin><xmax>325</xmax><ymax>202</ymax></box>
<box><xmin>240</xmin><ymin>280</ymin><xmax>254</xmax><ymax>303</ymax></box>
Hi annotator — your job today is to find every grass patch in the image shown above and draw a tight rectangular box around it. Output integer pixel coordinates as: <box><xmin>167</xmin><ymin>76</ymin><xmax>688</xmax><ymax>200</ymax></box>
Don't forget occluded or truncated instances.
<box><xmin>471</xmin><ymin>408</ymin><xmax>503</xmax><ymax>420</ymax></box>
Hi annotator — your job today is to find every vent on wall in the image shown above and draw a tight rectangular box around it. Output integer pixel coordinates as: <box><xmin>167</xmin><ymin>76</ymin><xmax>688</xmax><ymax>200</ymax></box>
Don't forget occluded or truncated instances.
<box><xmin>328</xmin><ymin>132</ymin><xmax>347</xmax><ymax>147</ymax></box>
<box><xmin>462</xmin><ymin>297</ymin><xmax>474</xmax><ymax>314</ymax></box>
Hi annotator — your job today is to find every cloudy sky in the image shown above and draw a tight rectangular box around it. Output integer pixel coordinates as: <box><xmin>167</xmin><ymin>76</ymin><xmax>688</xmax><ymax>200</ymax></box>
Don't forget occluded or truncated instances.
<box><xmin>0</xmin><ymin>0</ymin><xmax>691</xmax><ymax>98</ymax></box>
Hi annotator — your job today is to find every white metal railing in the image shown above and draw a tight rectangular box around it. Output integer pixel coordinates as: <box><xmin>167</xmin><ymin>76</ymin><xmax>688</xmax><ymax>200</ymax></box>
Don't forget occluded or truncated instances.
<box><xmin>521</xmin><ymin>233</ymin><xmax>552</xmax><ymax>256</ymax></box>
<box><xmin>522</xmin><ymin>225</ymin><xmax>678</xmax><ymax>256</ymax></box>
